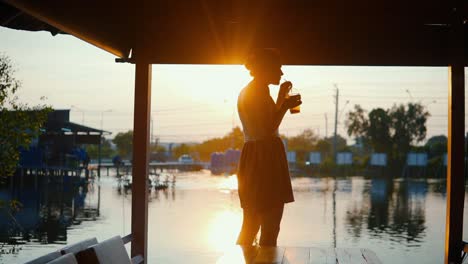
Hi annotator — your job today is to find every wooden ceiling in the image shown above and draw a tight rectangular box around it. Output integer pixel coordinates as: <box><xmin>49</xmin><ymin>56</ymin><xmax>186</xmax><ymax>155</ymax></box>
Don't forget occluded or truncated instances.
<box><xmin>1</xmin><ymin>0</ymin><xmax>467</xmax><ymax>65</ymax></box>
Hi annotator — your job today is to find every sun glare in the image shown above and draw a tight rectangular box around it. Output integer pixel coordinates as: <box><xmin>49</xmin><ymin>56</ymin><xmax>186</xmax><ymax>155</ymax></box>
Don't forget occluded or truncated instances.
<box><xmin>160</xmin><ymin>65</ymin><xmax>251</xmax><ymax>109</ymax></box>
<box><xmin>218</xmin><ymin>175</ymin><xmax>238</xmax><ymax>192</ymax></box>
<box><xmin>206</xmin><ymin>210</ymin><xmax>242</xmax><ymax>252</ymax></box>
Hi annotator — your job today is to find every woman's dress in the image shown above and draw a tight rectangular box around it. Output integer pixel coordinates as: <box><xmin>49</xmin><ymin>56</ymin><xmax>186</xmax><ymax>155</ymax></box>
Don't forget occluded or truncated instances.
<box><xmin>237</xmin><ymin>82</ymin><xmax>294</xmax><ymax>212</ymax></box>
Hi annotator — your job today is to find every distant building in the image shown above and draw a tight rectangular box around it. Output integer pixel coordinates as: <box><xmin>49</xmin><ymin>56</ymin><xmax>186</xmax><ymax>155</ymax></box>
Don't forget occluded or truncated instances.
<box><xmin>210</xmin><ymin>149</ymin><xmax>241</xmax><ymax>175</ymax></box>
<box><xmin>402</xmin><ymin>152</ymin><xmax>428</xmax><ymax>177</ymax></box>
<box><xmin>336</xmin><ymin>152</ymin><xmax>353</xmax><ymax>165</ymax></box>
<box><xmin>370</xmin><ymin>153</ymin><xmax>387</xmax><ymax>167</ymax></box>
<box><xmin>18</xmin><ymin>110</ymin><xmax>109</xmax><ymax>171</ymax></box>
<box><xmin>406</xmin><ymin>153</ymin><xmax>428</xmax><ymax>167</ymax></box>
<box><xmin>286</xmin><ymin>151</ymin><xmax>296</xmax><ymax>163</ymax></box>
<box><xmin>308</xmin><ymin>152</ymin><xmax>321</xmax><ymax>165</ymax></box>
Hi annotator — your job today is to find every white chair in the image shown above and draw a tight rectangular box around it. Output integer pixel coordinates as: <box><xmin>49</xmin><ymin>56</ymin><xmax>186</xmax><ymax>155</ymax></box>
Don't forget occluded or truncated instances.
<box><xmin>46</xmin><ymin>253</ymin><xmax>78</xmax><ymax>264</ymax></box>
<box><xmin>92</xmin><ymin>236</ymin><xmax>132</xmax><ymax>264</ymax></box>
<box><xmin>75</xmin><ymin>235</ymin><xmax>142</xmax><ymax>264</ymax></box>
<box><xmin>60</xmin><ymin>237</ymin><xmax>98</xmax><ymax>255</ymax></box>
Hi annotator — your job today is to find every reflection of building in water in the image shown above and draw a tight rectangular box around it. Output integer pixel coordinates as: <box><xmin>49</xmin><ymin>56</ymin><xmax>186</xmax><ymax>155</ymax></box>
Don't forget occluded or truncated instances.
<box><xmin>345</xmin><ymin>178</ymin><xmax>427</xmax><ymax>245</ymax></box>
<box><xmin>368</xmin><ymin>178</ymin><xmax>392</xmax><ymax>229</ymax></box>
<box><xmin>0</xmin><ymin>173</ymin><xmax>100</xmax><ymax>248</ymax></box>
<box><xmin>389</xmin><ymin>180</ymin><xmax>427</xmax><ymax>242</ymax></box>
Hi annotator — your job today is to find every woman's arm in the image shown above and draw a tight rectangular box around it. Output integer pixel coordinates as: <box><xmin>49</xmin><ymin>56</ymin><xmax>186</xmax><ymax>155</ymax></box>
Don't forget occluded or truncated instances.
<box><xmin>275</xmin><ymin>81</ymin><xmax>292</xmax><ymax>110</ymax></box>
<box><xmin>272</xmin><ymin>81</ymin><xmax>300</xmax><ymax>132</ymax></box>
<box><xmin>271</xmin><ymin>95</ymin><xmax>302</xmax><ymax>133</ymax></box>
<box><xmin>271</xmin><ymin>104</ymin><xmax>289</xmax><ymax>132</ymax></box>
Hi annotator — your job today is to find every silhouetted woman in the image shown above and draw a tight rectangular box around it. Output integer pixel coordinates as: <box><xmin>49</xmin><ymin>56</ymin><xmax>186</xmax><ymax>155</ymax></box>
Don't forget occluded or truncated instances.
<box><xmin>236</xmin><ymin>48</ymin><xmax>302</xmax><ymax>246</ymax></box>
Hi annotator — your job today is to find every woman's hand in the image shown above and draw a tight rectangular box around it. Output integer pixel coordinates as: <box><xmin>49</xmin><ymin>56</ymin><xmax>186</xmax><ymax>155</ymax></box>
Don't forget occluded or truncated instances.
<box><xmin>279</xmin><ymin>81</ymin><xmax>293</xmax><ymax>99</ymax></box>
<box><xmin>282</xmin><ymin>94</ymin><xmax>302</xmax><ymax>110</ymax></box>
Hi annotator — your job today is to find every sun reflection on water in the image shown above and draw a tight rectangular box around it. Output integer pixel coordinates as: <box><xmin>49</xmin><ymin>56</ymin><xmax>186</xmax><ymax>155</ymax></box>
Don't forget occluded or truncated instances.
<box><xmin>206</xmin><ymin>210</ymin><xmax>242</xmax><ymax>252</ymax></box>
<box><xmin>218</xmin><ymin>175</ymin><xmax>238</xmax><ymax>193</ymax></box>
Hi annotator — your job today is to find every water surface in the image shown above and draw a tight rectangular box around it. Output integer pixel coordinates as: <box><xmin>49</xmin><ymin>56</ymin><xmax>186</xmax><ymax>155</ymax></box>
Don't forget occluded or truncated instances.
<box><xmin>0</xmin><ymin>170</ymin><xmax>463</xmax><ymax>263</ymax></box>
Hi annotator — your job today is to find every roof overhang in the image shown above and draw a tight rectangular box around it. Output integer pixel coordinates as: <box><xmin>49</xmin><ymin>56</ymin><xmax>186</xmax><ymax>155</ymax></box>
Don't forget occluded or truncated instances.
<box><xmin>1</xmin><ymin>0</ymin><xmax>467</xmax><ymax>66</ymax></box>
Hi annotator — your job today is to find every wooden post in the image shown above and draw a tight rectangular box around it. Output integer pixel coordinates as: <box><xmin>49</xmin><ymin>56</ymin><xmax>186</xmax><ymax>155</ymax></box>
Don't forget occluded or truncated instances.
<box><xmin>445</xmin><ymin>5</ymin><xmax>465</xmax><ymax>263</ymax></box>
<box><xmin>98</xmin><ymin>133</ymin><xmax>102</xmax><ymax>179</ymax></box>
<box><xmin>131</xmin><ymin>59</ymin><xmax>152</xmax><ymax>261</ymax></box>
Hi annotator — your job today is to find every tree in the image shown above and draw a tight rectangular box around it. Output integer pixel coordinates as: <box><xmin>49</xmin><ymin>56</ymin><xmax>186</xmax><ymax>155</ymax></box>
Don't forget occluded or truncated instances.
<box><xmin>287</xmin><ymin>129</ymin><xmax>318</xmax><ymax>152</ymax></box>
<box><xmin>346</xmin><ymin>102</ymin><xmax>429</xmax><ymax>163</ymax></box>
<box><xmin>287</xmin><ymin>129</ymin><xmax>319</xmax><ymax>163</ymax></box>
<box><xmin>324</xmin><ymin>135</ymin><xmax>347</xmax><ymax>152</ymax></box>
<box><xmin>367</xmin><ymin>108</ymin><xmax>392</xmax><ymax>153</ymax></box>
<box><xmin>172</xmin><ymin>143</ymin><xmax>194</xmax><ymax>160</ymax></box>
<box><xmin>315</xmin><ymin>139</ymin><xmax>331</xmax><ymax>156</ymax></box>
<box><xmin>425</xmin><ymin>135</ymin><xmax>447</xmax><ymax>159</ymax></box>
<box><xmin>112</xmin><ymin>130</ymin><xmax>133</xmax><ymax>158</ymax></box>
<box><xmin>0</xmin><ymin>54</ymin><xmax>51</xmax><ymax>177</ymax></box>
<box><xmin>151</xmin><ymin>144</ymin><xmax>166</xmax><ymax>153</ymax></box>
<box><xmin>85</xmin><ymin>137</ymin><xmax>116</xmax><ymax>159</ymax></box>
<box><xmin>390</xmin><ymin>103</ymin><xmax>430</xmax><ymax>161</ymax></box>
<box><xmin>224</xmin><ymin>126</ymin><xmax>244</xmax><ymax>150</ymax></box>
<box><xmin>193</xmin><ymin>126</ymin><xmax>244</xmax><ymax>161</ymax></box>
<box><xmin>346</xmin><ymin>105</ymin><xmax>368</xmax><ymax>139</ymax></box>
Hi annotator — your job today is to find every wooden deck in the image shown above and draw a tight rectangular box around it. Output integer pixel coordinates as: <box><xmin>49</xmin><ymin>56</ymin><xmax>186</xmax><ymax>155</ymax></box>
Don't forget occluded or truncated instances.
<box><xmin>217</xmin><ymin>246</ymin><xmax>382</xmax><ymax>264</ymax></box>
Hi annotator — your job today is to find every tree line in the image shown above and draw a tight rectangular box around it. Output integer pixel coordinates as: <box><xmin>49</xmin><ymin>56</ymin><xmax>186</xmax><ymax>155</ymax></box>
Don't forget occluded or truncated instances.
<box><xmin>0</xmin><ymin>53</ymin><xmax>445</xmax><ymax>175</ymax></box>
<box><xmin>98</xmin><ymin>101</ymin><xmax>444</xmax><ymax>172</ymax></box>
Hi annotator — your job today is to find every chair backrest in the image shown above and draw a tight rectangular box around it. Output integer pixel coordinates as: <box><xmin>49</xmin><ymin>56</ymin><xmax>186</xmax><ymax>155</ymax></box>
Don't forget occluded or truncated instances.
<box><xmin>25</xmin><ymin>251</ymin><xmax>62</xmax><ymax>264</ymax></box>
<box><xmin>91</xmin><ymin>236</ymin><xmax>132</xmax><ymax>264</ymax></box>
<box><xmin>60</xmin><ymin>237</ymin><xmax>98</xmax><ymax>255</ymax></box>
<box><xmin>46</xmin><ymin>253</ymin><xmax>78</xmax><ymax>264</ymax></box>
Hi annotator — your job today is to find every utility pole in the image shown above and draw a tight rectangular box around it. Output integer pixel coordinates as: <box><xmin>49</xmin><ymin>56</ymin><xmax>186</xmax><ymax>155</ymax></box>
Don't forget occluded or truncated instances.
<box><xmin>324</xmin><ymin>113</ymin><xmax>328</xmax><ymax>138</ymax></box>
<box><xmin>333</xmin><ymin>85</ymin><xmax>339</xmax><ymax>159</ymax></box>
<box><xmin>151</xmin><ymin>117</ymin><xmax>154</xmax><ymax>145</ymax></box>
<box><xmin>332</xmin><ymin>85</ymin><xmax>340</xmax><ymax>249</ymax></box>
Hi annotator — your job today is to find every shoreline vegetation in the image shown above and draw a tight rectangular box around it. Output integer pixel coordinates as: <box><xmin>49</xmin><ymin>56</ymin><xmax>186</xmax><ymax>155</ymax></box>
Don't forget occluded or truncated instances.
<box><xmin>96</xmin><ymin>127</ymin><xmax>448</xmax><ymax>179</ymax></box>
<box><xmin>94</xmin><ymin>101</ymin><xmax>446</xmax><ymax>179</ymax></box>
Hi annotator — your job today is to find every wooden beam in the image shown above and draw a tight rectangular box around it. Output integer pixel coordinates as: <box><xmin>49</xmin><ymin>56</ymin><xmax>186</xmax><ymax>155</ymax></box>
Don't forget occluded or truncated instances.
<box><xmin>4</xmin><ymin>0</ymin><xmax>465</xmax><ymax>66</ymax></box>
<box><xmin>131</xmin><ymin>60</ymin><xmax>152</xmax><ymax>261</ymax></box>
<box><xmin>445</xmin><ymin>4</ymin><xmax>465</xmax><ymax>263</ymax></box>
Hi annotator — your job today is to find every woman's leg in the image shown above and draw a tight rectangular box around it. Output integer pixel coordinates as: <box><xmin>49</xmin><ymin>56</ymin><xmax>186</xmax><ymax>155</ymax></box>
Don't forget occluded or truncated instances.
<box><xmin>236</xmin><ymin>209</ymin><xmax>260</xmax><ymax>245</ymax></box>
<box><xmin>259</xmin><ymin>205</ymin><xmax>284</xmax><ymax>246</ymax></box>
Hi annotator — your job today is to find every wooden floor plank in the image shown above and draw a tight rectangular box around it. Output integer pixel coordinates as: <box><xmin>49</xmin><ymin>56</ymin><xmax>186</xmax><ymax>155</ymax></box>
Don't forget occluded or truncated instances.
<box><xmin>282</xmin><ymin>247</ymin><xmax>309</xmax><ymax>264</ymax></box>
<box><xmin>335</xmin><ymin>248</ymin><xmax>366</xmax><ymax>264</ymax></box>
<box><xmin>360</xmin><ymin>249</ymin><xmax>382</xmax><ymax>264</ymax></box>
<box><xmin>217</xmin><ymin>247</ymin><xmax>382</xmax><ymax>264</ymax></box>
<box><xmin>216</xmin><ymin>246</ymin><xmax>259</xmax><ymax>264</ymax></box>
<box><xmin>308</xmin><ymin>248</ymin><xmax>327</xmax><ymax>264</ymax></box>
<box><xmin>254</xmin><ymin>247</ymin><xmax>285</xmax><ymax>264</ymax></box>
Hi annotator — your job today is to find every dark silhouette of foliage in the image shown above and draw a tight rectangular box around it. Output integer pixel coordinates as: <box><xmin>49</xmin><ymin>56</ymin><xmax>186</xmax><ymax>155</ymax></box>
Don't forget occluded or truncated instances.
<box><xmin>172</xmin><ymin>143</ymin><xmax>193</xmax><ymax>160</ymax></box>
<box><xmin>389</xmin><ymin>103</ymin><xmax>430</xmax><ymax>161</ymax></box>
<box><xmin>286</xmin><ymin>129</ymin><xmax>319</xmax><ymax>164</ymax></box>
<box><xmin>0</xmin><ymin>54</ymin><xmax>51</xmax><ymax>177</ymax></box>
<box><xmin>367</xmin><ymin>108</ymin><xmax>392</xmax><ymax>153</ymax></box>
<box><xmin>424</xmin><ymin>135</ymin><xmax>447</xmax><ymax>159</ymax></box>
<box><xmin>346</xmin><ymin>102</ymin><xmax>429</xmax><ymax>162</ymax></box>
<box><xmin>85</xmin><ymin>137</ymin><xmax>116</xmax><ymax>159</ymax></box>
<box><xmin>193</xmin><ymin>126</ymin><xmax>243</xmax><ymax>161</ymax></box>
<box><xmin>287</xmin><ymin>129</ymin><xmax>318</xmax><ymax>152</ymax></box>
<box><xmin>112</xmin><ymin>130</ymin><xmax>133</xmax><ymax>158</ymax></box>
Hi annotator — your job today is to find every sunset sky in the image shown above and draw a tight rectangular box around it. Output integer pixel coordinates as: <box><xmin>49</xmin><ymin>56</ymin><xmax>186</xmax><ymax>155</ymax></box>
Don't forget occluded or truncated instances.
<box><xmin>1</xmin><ymin>27</ymin><xmax>457</xmax><ymax>144</ymax></box>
